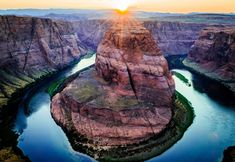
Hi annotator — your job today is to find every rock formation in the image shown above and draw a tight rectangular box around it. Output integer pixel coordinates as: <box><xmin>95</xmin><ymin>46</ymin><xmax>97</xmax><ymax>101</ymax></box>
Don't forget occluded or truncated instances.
<box><xmin>51</xmin><ymin>17</ymin><xmax>175</xmax><ymax>150</ymax></box>
<box><xmin>222</xmin><ymin>146</ymin><xmax>235</xmax><ymax>162</ymax></box>
<box><xmin>183</xmin><ymin>27</ymin><xmax>235</xmax><ymax>93</ymax></box>
<box><xmin>0</xmin><ymin>15</ymin><xmax>88</xmax><ymax>109</ymax></box>
<box><xmin>143</xmin><ymin>21</ymin><xmax>208</xmax><ymax>56</ymax></box>
<box><xmin>73</xmin><ymin>20</ymin><xmax>212</xmax><ymax>55</ymax></box>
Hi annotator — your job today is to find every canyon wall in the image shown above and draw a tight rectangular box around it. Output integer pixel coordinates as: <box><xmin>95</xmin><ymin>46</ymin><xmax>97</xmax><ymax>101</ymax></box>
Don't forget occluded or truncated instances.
<box><xmin>73</xmin><ymin>20</ymin><xmax>208</xmax><ymax>55</ymax></box>
<box><xmin>0</xmin><ymin>16</ymin><xmax>88</xmax><ymax>109</ymax></box>
<box><xmin>143</xmin><ymin>21</ymin><xmax>207</xmax><ymax>55</ymax></box>
<box><xmin>184</xmin><ymin>27</ymin><xmax>235</xmax><ymax>93</ymax></box>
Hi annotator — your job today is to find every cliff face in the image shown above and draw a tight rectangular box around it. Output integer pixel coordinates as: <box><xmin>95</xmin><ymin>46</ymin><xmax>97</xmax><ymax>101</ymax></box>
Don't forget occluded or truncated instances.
<box><xmin>51</xmin><ymin>18</ymin><xmax>175</xmax><ymax>150</ymax></box>
<box><xmin>184</xmin><ymin>27</ymin><xmax>235</xmax><ymax>93</ymax></box>
<box><xmin>0</xmin><ymin>16</ymin><xmax>87</xmax><ymax>108</ymax></box>
<box><xmin>73</xmin><ymin>20</ymin><xmax>207</xmax><ymax>55</ymax></box>
<box><xmin>144</xmin><ymin>21</ymin><xmax>207</xmax><ymax>55</ymax></box>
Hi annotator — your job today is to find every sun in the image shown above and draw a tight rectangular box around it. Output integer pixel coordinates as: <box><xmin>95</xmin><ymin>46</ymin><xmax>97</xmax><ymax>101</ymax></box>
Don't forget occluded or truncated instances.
<box><xmin>116</xmin><ymin>2</ymin><xmax>128</xmax><ymax>12</ymax></box>
<box><xmin>112</xmin><ymin>0</ymin><xmax>133</xmax><ymax>13</ymax></box>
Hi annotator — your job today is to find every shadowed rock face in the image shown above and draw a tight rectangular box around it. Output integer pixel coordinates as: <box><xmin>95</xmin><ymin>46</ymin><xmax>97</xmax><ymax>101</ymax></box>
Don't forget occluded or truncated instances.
<box><xmin>0</xmin><ymin>16</ymin><xmax>88</xmax><ymax>109</ymax></box>
<box><xmin>184</xmin><ymin>27</ymin><xmax>235</xmax><ymax>93</ymax></box>
<box><xmin>51</xmin><ymin>18</ymin><xmax>175</xmax><ymax>148</ymax></box>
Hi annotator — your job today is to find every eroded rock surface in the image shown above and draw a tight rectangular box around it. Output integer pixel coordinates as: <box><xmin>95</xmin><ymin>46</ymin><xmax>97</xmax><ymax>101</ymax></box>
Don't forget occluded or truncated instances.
<box><xmin>0</xmin><ymin>15</ymin><xmax>88</xmax><ymax>109</ymax></box>
<box><xmin>51</xmin><ymin>18</ymin><xmax>175</xmax><ymax>148</ymax></box>
<box><xmin>73</xmin><ymin>20</ymin><xmax>212</xmax><ymax>55</ymax></box>
<box><xmin>184</xmin><ymin>27</ymin><xmax>235</xmax><ymax>93</ymax></box>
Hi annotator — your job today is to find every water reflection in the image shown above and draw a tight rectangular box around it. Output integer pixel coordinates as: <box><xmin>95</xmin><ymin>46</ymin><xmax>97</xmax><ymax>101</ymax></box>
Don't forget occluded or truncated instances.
<box><xmin>191</xmin><ymin>73</ymin><xmax>235</xmax><ymax>107</ymax></box>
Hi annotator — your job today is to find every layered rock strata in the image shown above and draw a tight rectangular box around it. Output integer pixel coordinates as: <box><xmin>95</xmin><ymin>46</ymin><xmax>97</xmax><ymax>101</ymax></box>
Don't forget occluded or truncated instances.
<box><xmin>73</xmin><ymin>20</ymin><xmax>211</xmax><ymax>55</ymax></box>
<box><xmin>183</xmin><ymin>27</ymin><xmax>235</xmax><ymax>93</ymax></box>
<box><xmin>0</xmin><ymin>15</ymin><xmax>87</xmax><ymax>109</ymax></box>
<box><xmin>51</xmin><ymin>18</ymin><xmax>175</xmax><ymax>149</ymax></box>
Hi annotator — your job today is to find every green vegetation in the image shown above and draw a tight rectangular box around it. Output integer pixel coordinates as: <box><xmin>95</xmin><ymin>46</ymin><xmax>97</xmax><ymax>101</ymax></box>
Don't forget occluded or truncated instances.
<box><xmin>71</xmin><ymin>82</ymin><xmax>100</xmax><ymax>102</ymax></box>
<box><xmin>0</xmin><ymin>98</ymin><xmax>8</xmax><ymax>108</ymax></box>
<box><xmin>82</xmin><ymin>52</ymin><xmax>96</xmax><ymax>59</ymax></box>
<box><xmin>173</xmin><ymin>71</ymin><xmax>191</xmax><ymax>87</ymax></box>
<box><xmin>174</xmin><ymin>91</ymin><xmax>194</xmax><ymax>132</ymax></box>
<box><xmin>0</xmin><ymin>147</ymin><xmax>25</xmax><ymax>162</ymax></box>
<box><xmin>94</xmin><ymin>95</ymin><xmax>139</xmax><ymax>111</ymax></box>
<box><xmin>46</xmin><ymin>52</ymin><xmax>96</xmax><ymax>97</ymax></box>
<box><xmin>113</xmin><ymin>97</ymin><xmax>139</xmax><ymax>108</ymax></box>
<box><xmin>47</xmin><ymin>77</ymin><xmax>66</xmax><ymax>96</ymax></box>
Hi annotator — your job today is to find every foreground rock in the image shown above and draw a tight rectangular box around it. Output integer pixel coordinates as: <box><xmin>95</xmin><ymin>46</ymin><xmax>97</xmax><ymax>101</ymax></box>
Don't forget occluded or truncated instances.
<box><xmin>51</xmin><ymin>18</ymin><xmax>175</xmax><ymax>159</ymax></box>
<box><xmin>183</xmin><ymin>27</ymin><xmax>235</xmax><ymax>94</ymax></box>
<box><xmin>0</xmin><ymin>15</ymin><xmax>88</xmax><ymax>109</ymax></box>
<box><xmin>222</xmin><ymin>146</ymin><xmax>235</xmax><ymax>162</ymax></box>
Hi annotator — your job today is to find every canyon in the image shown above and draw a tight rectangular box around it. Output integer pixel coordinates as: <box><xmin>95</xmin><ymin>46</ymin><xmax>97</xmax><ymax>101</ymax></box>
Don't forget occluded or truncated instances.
<box><xmin>0</xmin><ymin>12</ymin><xmax>234</xmax><ymax>162</ymax></box>
<box><xmin>0</xmin><ymin>15</ymin><xmax>88</xmax><ymax>109</ymax></box>
<box><xmin>51</xmin><ymin>18</ymin><xmax>179</xmax><ymax>160</ymax></box>
<box><xmin>0</xmin><ymin>14</ymin><xmax>230</xmax><ymax>111</ymax></box>
<box><xmin>73</xmin><ymin>20</ymin><xmax>209</xmax><ymax>56</ymax></box>
<box><xmin>184</xmin><ymin>27</ymin><xmax>235</xmax><ymax>94</ymax></box>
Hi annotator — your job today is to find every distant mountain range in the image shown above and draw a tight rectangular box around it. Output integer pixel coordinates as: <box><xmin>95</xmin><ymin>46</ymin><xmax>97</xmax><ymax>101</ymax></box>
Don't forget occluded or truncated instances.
<box><xmin>0</xmin><ymin>9</ymin><xmax>234</xmax><ymax>24</ymax></box>
<box><xmin>0</xmin><ymin>8</ymin><xmax>234</xmax><ymax>16</ymax></box>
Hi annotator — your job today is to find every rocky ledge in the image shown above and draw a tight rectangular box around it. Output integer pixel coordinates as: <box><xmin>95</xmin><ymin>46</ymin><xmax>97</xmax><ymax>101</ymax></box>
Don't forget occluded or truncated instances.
<box><xmin>0</xmin><ymin>15</ymin><xmax>88</xmax><ymax>109</ymax></box>
<box><xmin>51</xmin><ymin>18</ymin><xmax>180</xmax><ymax>160</ymax></box>
<box><xmin>183</xmin><ymin>27</ymin><xmax>235</xmax><ymax>94</ymax></box>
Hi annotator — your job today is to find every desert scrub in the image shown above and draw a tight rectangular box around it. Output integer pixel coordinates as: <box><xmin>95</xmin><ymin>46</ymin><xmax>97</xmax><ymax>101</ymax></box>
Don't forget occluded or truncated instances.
<box><xmin>82</xmin><ymin>52</ymin><xmax>96</xmax><ymax>59</ymax></box>
<box><xmin>172</xmin><ymin>71</ymin><xmax>191</xmax><ymax>87</ymax></box>
<box><xmin>47</xmin><ymin>77</ymin><xmax>66</xmax><ymax>96</ymax></box>
<box><xmin>174</xmin><ymin>91</ymin><xmax>194</xmax><ymax>132</ymax></box>
<box><xmin>71</xmin><ymin>82</ymin><xmax>100</xmax><ymax>102</ymax></box>
<box><xmin>0</xmin><ymin>147</ymin><xmax>25</xmax><ymax>162</ymax></box>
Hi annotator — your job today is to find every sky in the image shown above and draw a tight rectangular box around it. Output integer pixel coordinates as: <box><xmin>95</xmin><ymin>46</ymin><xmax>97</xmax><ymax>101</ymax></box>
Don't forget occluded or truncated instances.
<box><xmin>0</xmin><ymin>0</ymin><xmax>235</xmax><ymax>13</ymax></box>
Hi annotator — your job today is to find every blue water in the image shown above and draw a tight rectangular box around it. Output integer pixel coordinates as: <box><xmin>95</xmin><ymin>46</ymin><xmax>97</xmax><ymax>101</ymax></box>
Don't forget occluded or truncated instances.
<box><xmin>14</xmin><ymin>55</ymin><xmax>96</xmax><ymax>162</ymax></box>
<box><xmin>148</xmin><ymin>70</ymin><xmax>235</xmax><ymax>162</ymax></box>
<box><xmin>13</xmin><ymin>57</ymin><xmax>235</xmax><ymax>162</ymax></box>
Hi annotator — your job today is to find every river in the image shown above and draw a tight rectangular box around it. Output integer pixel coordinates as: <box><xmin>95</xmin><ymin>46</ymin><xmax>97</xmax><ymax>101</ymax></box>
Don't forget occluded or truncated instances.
<box><xmin>11</xmin><ymin>55</ymin><xmax>235</xmax><ymax>162</ymax></box>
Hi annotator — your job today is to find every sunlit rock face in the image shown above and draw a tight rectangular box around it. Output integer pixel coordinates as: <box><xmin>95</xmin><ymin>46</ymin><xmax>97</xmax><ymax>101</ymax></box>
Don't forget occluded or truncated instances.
<box><xmin>96</xmin><ymin>19</ymin><xmax>175</xmax><ymax>106</ymax></box>
<box><xmin>184</xmin><ymin>27</ymin><xmax>235</xmax><ymax>93</ymax></box>
<box><xmin>51</xmin><ymin>18</ymin><xmax>175</xmax><ymax>148</ymax></box>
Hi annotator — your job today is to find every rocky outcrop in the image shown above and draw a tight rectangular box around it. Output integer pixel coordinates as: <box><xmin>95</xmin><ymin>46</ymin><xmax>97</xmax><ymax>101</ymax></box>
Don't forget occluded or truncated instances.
<box><xmin>95</xmin><ymin>19</ymin><xmax>175</xmax><ymax>105</ymax></box>
<box><xmin>0</xmin><ymin>15</ymin><xmax>88</xmax><ymax>109</ymax></box>
<box><xmin>222</xmin><ymin>146</ymin><xmax>235</xmax><ymax>162</ymax></box>
<box><xmin>183</xmin><ymin>27</ymin><xmax>235</xmax><ymax>93</ymax></box>
<box><xmin>51</xmin><ymin>17</ymin><xmax>175</xmax><ymax>153</ymax></box>
<box><xmin>73</xmin><ymin>20</ymin><xmax>210</xmax><ymax>55</ymax></box>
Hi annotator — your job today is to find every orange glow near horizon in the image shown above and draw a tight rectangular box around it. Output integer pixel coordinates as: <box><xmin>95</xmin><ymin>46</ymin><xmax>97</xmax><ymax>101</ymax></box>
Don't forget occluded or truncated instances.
<box><xmin>111</xmin><ymin>0</ymin><xmax>134</xmax><ymax>13</ymax></box>
<box><xmin>0</xmin><ymin>0</ymin><xmax>234</xmax><ymax>13</ymax></box>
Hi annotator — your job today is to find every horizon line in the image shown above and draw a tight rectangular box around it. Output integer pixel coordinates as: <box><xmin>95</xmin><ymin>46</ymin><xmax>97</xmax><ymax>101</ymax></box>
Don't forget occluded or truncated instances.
<box><xmin>0</xmin><ymin>8</ymin><xmax>234</xmax><ymax>14</ymax></box>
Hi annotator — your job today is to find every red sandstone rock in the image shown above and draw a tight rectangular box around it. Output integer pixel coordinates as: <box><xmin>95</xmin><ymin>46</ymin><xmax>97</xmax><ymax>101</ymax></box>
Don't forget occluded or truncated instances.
<box><xmin>184</xmin><ymin>27</ymin><xmax>235</xmax><ymax>93</ymax></box>
<box><xmin>51</xmin><ymin>17</ymin><xmax>175</xmax><ymax>148</ymax></box>
<box><xmin>0</xmin><ymin>15</ymin><xmax>88</xmax><ymax>108</ymax></box>
<box><xmin>96</xmin><ymin>18</ymin><xmax>175</xmax><ymax>106</ymax></box>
